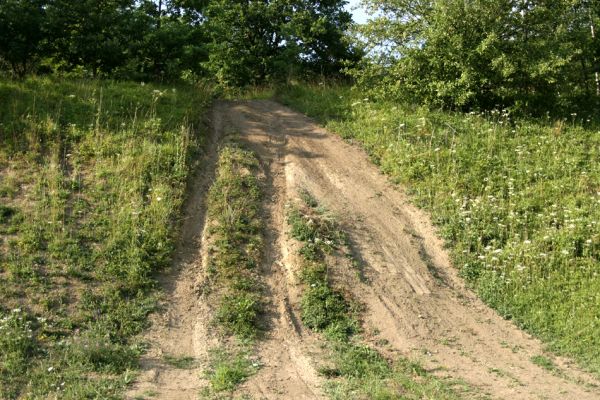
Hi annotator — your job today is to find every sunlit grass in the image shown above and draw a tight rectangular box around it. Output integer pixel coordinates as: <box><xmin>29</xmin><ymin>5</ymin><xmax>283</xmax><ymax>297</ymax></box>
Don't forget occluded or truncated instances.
<box><xmin>0</xmin><ymin>76</ymin><xmax>213</xmax><ymax>398</ymax></box>
<box><xmin>277</xmin><ymin>83</ymin><xmax>600</xmax><ymax>374</ymax></box>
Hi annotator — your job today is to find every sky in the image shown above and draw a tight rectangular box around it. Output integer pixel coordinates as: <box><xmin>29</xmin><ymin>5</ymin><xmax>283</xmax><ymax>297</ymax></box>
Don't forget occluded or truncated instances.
<box><xmin>345</xmin><ymin>0</ymin><xmax>370</xmax><ymax>24</ymax></box>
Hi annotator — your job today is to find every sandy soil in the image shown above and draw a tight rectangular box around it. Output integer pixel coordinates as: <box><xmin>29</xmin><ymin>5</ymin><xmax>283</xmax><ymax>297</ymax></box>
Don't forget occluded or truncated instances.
<box><xmin>127</xmin><ymin>100</ymin><xmax>600</xmax><ymax>400</ymax></box>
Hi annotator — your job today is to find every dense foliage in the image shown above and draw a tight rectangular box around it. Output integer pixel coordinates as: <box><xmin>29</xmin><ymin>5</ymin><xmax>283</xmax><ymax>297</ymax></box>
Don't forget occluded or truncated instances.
<box><xmin>0</xmin><ymin>0</ymin><xmax>357</xmax><ymax>84</ymax></box>
<box><xmin>203</xmin><ymin>0</ymin><xmax>360</xmax><ymax>85</ymax></box>
<box><xmin>354</xmin><ymin>0</ymin><xmax>600</xmax><ymax>115</ymax></box>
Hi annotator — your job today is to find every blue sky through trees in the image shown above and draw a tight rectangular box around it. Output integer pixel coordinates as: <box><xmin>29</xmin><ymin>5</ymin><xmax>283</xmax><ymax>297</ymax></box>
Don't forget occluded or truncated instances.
<box><xmin>345</xmin><ymin>0</ymin><xmax>368</xmax><ymax>24</ymax></box>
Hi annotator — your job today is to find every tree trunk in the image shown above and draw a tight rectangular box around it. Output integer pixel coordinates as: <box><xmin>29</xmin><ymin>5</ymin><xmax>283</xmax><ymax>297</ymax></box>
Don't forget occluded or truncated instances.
<box><xmin>590</xmin><ymin>10</ymin><xmax>600</xmax><ymax>96</ymax></box>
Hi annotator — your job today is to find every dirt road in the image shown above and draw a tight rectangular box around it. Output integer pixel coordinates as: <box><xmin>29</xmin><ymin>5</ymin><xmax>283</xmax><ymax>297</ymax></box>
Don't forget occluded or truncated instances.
<box><xmin>127</xmin><ymin>100</ymin><xmax>600</xmax><ymax>400</ymax></box>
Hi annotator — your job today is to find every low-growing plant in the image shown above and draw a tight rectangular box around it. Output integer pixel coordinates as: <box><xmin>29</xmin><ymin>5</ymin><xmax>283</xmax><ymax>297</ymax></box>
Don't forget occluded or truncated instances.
<box><xmin>164</xmin><ymin>355</ymin><xmax>197</xmax><ymax>370</ymax></box>
<box><xmin>531</xmin><ymin>355</ymin><xmax>556</xmax><ymax>372</ymax></box>
<box><xmin>0</xmin><ymin>309</ymin><xmax>38</xmax><ymax>399</ymax></box>
<box><xmin>301</xmin><ymin>283</ymin><xmax>355</xmax><ymax>339</ymax></box>
<box><xmin>206</xmin><ymin>144</ymin><xmax>264</xmax><ymax>339</ymax></box>
<box><xmin>215</xmin><ymin>291</ymin><xmax>261</xmax><ymax>339</ymax></box>
<box><xmin>204</xmin><ymin>348</ymin><xmax>259</xmax><ymax>393</ymax></box>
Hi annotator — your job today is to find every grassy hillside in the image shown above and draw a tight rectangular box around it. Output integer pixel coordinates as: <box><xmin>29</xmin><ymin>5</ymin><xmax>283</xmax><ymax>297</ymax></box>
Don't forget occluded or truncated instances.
<box><xmin>277</xmin><ymin>83</ymin><xmax>600</xmax><ymax>374</ymax></box>
<box><xmin>0</xmin><ymin>77</ymin><xmax>212</xmax><ymax>398</ymax></box>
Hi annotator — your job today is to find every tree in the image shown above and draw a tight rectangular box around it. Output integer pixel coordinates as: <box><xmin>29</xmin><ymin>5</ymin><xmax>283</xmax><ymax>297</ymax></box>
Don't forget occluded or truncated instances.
<box><xmin>0</xmin><ymin>0</ymin><xmax>46</xmax><ymax>77</ymax></box>
<box><xmin>45</xmin><ymin>0</ymin><xmax>137</xmax><ymax>76</ymax></box>
<box><xmin>355</xmin><ymin>0</ymin><xmax>597</xmax><ymax>114</ymax></box>
<box><xmin>122</xmin><ymin>0</ymin><xmax>208</xmax><ymax>81</ymax></box>
<box><xmin>201</xmin><ymin>0</ymin><xmax>357</xmax><ymax>86</ymax></box>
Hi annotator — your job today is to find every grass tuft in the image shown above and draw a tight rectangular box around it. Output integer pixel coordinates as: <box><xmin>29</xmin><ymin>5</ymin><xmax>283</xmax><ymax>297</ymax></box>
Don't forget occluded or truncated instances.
<box><xmin>203</xmin><ymin>347</ymin><xmax>259</xmax><ymax>395</ymax></box>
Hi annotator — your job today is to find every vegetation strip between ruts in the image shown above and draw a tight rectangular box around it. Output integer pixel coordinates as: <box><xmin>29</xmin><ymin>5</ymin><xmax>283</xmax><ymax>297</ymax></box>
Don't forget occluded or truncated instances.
<box><xmin>287</xmin><ymin>190</ymin><xmax>464</xmax><ymax>399</ymax></box>
<box><xmin>201</xmin><ymin>142</ymin><xmax>264</xmax><ymax>397</ymax></box>
<box><xmin>277</xmin><ymin>83</ymin><xmax>600</xmax><ymax>375</ymax></box>
<box><xmin>0</xmin><ymin>77</ymin><xmax>212</xmax><ymax>398</ymax></box>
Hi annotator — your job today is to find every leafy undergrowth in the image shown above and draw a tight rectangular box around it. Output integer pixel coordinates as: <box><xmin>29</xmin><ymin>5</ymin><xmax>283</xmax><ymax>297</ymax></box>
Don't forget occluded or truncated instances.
<box><xmin>277</xmin><ymin>83</ymin><xmax>600</xmax><ymax>374</ymax></box>
<box><xmin>201</xmin><ymin>143</ymin><xmax>264</xmax><ymax>397</ymax></box>
<box><xmin>288</xmin><ymin>191</ymin><xmax>463</xmax><ymax>399</ymax></box>
<box><xmin>0</xmin><ymin>77</ymin><xmax>212</xmax><ymax>398</ymax></box>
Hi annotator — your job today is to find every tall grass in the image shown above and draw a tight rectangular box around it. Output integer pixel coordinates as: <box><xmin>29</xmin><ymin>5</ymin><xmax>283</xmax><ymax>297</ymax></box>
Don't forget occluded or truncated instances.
<box><xmin>0</xmin><ymin>77</ymin><xmax>212</xmax><ymax>398</ymax></box>
<box><xmin>277</xmin><ymin>83</ymin><xmax>600</xmax><ymax>374</ymax></box>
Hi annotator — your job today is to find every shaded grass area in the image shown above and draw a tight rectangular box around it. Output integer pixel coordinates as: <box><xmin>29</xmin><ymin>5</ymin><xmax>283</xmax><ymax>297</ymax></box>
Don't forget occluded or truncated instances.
<box><xmin>277</xmin><ymin>83</ymin><xmax>600</xmax><ymax>374</ymax></box>
<box><xmin>288</xmin><ymin>192</ymin><xmax>462</xmax><ymax>399</ymax></box>
<box><xmin>201</xmin><ymin>143</ymin><xmax>264</xmax><ymax>396</ymax></box>
<box><xmin>0</xmin><ymin>77</ymin><xmax>212</xmax><ymax>398</ymax></box>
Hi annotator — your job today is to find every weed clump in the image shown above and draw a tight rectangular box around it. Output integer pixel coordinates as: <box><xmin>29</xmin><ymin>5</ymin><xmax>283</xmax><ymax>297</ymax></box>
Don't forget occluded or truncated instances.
<box><xmin>203</xmin><ymin>348</ymin><xmax>259</xmax><ymax>393</ymax></box>
<box><xmin>288</xmin><ymin>193</ymin><xmax>356</xmax><ymax>342</ymax></box>
<box><xmin>215</xmin><ymin>291</ymin><xmax>261</xmax><ymax>339</ymax></box>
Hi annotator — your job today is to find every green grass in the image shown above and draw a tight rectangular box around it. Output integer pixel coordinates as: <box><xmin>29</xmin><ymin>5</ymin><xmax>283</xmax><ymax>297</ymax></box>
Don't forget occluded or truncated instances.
<box><xmin>531</xmin><ymin>355</ymin><xmax>557</xmax><ymax>372</ymax></box>
<box><xmin>203</xmin><ymin>347</ymin><xmax>259</xmax><ymax>396</ymax></box>
<box><xmin>0</xmin><ymin>76</ymin><xmax>213</xmax><ymax>398</ymax></box>
<box><xmin>163</xmin><ymin>355</ymin><xmax>197</xmax><ymax>370</ymax></box>
<box><xmin>201</xmin><ymin>143</ymin><xmax>264</xmax><ymax>395</ymax></box>
<box><xmin>277</xmin><ymin>82</ymin><xmax>600</xmax><ymax>374</ymax></box>
<box><xmin>288</xmin><ymin>192</ymin><xmax>463</xmax><ymax>399</ymax></box>
<box><xmin>206</xmin><ymin>144</ymin><xmax>264</xmax><ymax>339</ymax></box>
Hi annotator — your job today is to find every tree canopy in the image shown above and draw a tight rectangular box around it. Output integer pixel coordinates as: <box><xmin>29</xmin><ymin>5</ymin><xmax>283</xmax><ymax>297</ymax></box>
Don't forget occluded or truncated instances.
<box><xmin>354</xmin><ymin>0</ymin><xmax>600</xmax><ymax>115</ymax></box>
<box><xmin>0</xmin><ymin>0</ymin><xmax>359</xmax><ymax>83</ymax></box>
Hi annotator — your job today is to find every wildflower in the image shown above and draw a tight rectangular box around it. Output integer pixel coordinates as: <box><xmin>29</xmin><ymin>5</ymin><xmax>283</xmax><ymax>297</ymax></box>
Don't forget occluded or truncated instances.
<box><xmin>48</xmin><ymin>367</ymin><xmax>54</xmax><ymax>372</ymax></box>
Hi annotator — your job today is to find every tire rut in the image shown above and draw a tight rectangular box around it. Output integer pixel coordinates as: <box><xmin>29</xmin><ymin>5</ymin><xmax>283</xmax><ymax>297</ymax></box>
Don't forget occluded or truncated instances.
<box><xmin>229</xmin><ymin>100</ymin><xmax>600</xmax><ymax>400</ymax></box>
<box><xmin>129</xmin><ymin>99</ymin><xmax>600</xmax><ymax>400</ymax></box>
